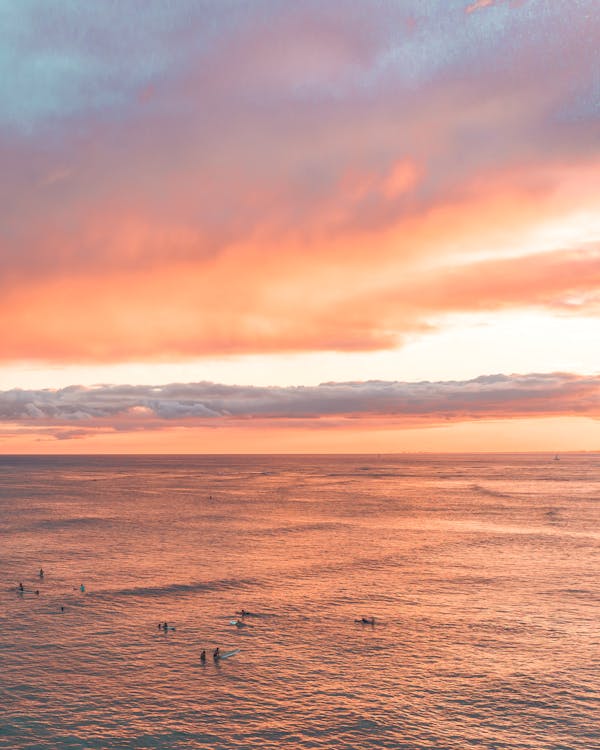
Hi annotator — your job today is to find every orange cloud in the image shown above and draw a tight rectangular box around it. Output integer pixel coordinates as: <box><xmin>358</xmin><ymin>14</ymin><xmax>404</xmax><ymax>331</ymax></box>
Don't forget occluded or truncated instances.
<box><xmin>1</xmin><ymin>414</ymin><xmax>599</xmax><ymax>455</ymax></box>
<box><xmin>1</xmin><ymin>157</ymin><xmax>597</xmax><ymax>363</ymax></box>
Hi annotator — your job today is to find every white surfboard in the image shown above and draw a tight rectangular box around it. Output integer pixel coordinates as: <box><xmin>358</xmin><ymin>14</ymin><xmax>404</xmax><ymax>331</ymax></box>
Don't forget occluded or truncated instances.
<box><xmin>218</xmin><ymin>649</ymin><xmax>240</xmax><ymax>660</ymax></box>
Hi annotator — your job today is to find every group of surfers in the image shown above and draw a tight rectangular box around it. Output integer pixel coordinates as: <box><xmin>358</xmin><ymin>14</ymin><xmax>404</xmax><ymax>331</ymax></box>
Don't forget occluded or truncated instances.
<box><xmin>157</xmin><ymin>622</ymin><xmax>226</xmax><ymax>662</ymax></box>
<box><xmin>17</xmin><ymin>568</ymin><xmax>44</xmax><ymax>596</ymax></box>
<box><xmin>159</xmin><ymin>608</ymin><xmax>377</xmax><ymax>663</ymax></box>
<box><xmin>16</xmin><ymin>568</ymin><xmax>85</xmax><ymax>608</ymax></box>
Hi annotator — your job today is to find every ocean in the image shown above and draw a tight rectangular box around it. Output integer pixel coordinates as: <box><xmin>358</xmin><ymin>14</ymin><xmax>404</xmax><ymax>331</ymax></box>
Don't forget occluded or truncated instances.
<box><xmin>1</xmin><ymin>454</ymin><xmax>598</xmax><ymax>749</ymax></box>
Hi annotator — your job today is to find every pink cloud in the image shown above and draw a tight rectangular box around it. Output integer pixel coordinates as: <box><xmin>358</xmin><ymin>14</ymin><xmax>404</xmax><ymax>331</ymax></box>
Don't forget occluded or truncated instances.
<box><xmin>466</xmin><ymin>0</ymin><xmax>495</xmax><ymax>14</ymax></box>
<box><xmin>0</xmin><ymin>2</ymin><xmax>597</xmax><ymax>363</ymax></box>
<box><xmin>465</xmin><ymin>0</ymin><xmax>530</xmax><ymax>13</ymax></box>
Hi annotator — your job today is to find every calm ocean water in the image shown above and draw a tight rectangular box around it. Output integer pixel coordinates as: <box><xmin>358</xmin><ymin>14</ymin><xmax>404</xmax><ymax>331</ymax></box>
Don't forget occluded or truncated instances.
<box><xmin>1</xmin><ymin>453</ymin><xmax>598</xmax><ymax>750</ymax></box>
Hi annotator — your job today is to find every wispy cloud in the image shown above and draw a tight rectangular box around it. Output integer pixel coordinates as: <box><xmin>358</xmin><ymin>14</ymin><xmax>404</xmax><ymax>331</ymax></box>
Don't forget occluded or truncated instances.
<box><xmin>465</xmin><ymin>0</ymin><xmax>530</xmax><ymax>14</ymax></box>
<box><xmin>465</xmin><ymin>0</ymin><xmax>495</xmax><ymax>13</ymax></box>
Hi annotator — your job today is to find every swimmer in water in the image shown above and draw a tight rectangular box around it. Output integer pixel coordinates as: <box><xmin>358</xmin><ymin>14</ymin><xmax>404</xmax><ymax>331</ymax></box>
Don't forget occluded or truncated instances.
<box><xmin>80</xmin><ymin>584</ymin><xmax>85</xmax><ymax>593</ymax></box>
<box><xmin>213</xmin><ymin>647</ymin><xmax>220</xmax><ymax>660</ymax></box>
<box><xmin>18</xmin><ymin>582</ymin><xmax>24</xmax><ymax>592</ymax></box>
<box><xmin>200</xmin><ymin>650</ymin><xmax>206</xmax><ymax>663</ymax></box>
<box><xmin>39</xmin><ymin>568</ymin><xmax>44</xmax><ymax>578</ymax></box>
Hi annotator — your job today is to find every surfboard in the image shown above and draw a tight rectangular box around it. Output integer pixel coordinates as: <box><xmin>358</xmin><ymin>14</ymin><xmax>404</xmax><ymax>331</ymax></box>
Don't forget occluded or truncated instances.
<box><xmin>218</xmin><ymin>649</ymin><xmax>240</xmax><ymax>660</ymax></box>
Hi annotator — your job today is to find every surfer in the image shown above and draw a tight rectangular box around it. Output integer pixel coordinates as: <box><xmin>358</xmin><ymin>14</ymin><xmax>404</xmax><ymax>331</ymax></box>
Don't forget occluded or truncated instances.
<box><xmin>39</xmin><ymin>568</ymin><xmax>44</xmax><ymax>578</ymax></box>
<box><xmin>18</xmin><ymin>582</ymin><xmax>24</xmax><ymax>592</ymax></box>
<box><xmin>213</xmin><ymin>647</ymin><xmax>220</xmax><ymax>660</ymax></box>
<box><xmin>35</xmin><ymin>590</ymin><xmax>39</xmax><ymax>596</ymax></box>
<box><xmin>200</xmin><ymin>650</ymin><xmax>206</xmax><ymax>663</ymax></box>
<box><xmin>60</xmin><ymin>606</ymin><xmax>65</xmax><ymax>612</ymax></box>
<box><xmin>80</xmin><ymin>584</ymin><xmax>85</xmax><ymax>593</ymax></box>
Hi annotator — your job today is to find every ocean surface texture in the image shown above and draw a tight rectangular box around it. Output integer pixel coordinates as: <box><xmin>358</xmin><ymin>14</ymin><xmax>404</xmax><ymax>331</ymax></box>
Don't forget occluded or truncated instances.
<box><xmin>1</xmin><ymin>454</ymin><xmax>598</xmax><ymax>750</ymax></box>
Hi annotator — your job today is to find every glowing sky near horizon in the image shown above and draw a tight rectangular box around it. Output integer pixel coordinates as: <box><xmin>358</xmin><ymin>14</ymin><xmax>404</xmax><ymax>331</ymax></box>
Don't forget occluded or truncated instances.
<box><xmin>1</xmin><ymin>0</ymin><xmax>599</xmax><ymax>452</ymax></box>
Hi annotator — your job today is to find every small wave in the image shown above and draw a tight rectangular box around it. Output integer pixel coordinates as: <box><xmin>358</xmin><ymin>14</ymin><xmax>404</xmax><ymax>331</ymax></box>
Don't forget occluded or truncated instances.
<box><xmin>93</xmin><ymin>577</ymin><xmax>259</xmax><ymax>600</ymax></box>
<box><xmin>35</xmin><ymin>517</ymin><xmax>113</xmax><ymax>530</ymax></box>
<box><xmin>470</xmin><ymin>483</ymin><xmax>513</xmax><ymax>499</ymax></box>
<box><xmin>251</xmin><ymin>521</ymin><xmax>350</xmax><ymax>538</ymax></box>
<box><xmin>325</xmin><ymin>471</ymin><xmax>404</xmax><ymax>479</ymax></box>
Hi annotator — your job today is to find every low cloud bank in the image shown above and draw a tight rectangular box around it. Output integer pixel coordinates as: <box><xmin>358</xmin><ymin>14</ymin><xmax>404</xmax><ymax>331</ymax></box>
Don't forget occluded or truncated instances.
<box><xmin>1</xmin><ymin>374</ymin><xmax>599</xmax><ymax>434</ymax></box>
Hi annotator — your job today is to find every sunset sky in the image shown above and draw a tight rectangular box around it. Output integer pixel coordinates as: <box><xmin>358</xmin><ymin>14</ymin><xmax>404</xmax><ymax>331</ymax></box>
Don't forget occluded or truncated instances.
<box><xmin>1</xmin><ymin>0</ymin><xmax>599</xmax><ymax>453</ymax></box>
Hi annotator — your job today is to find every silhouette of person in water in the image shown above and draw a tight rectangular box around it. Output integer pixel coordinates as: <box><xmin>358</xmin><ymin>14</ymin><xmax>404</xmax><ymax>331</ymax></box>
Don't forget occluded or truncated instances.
<box><xmin>213</xmin><ymin>647</ymin><xmax>220</xmax><ymax>660</ymax></box>
<box><xmin>60</xmin><ymin>606</ymin><xmax>65</xmax><ymax>612</ymax></box>
<box><xmin>200</xmin><ymin>650</ymin><xmax>206</xmax><ymax>663</ymax></box>
<box><xmin>35</xmin><ymin>590</ymin><xmax>39</xmax><ymax>596</ymax></box>
<box><xmin>18</xmin><ymin>582</ymin><xmax>24</xmax><ymax>592</ymax></box>
<box><xmin>39</xmin><ymin>568</ymin><xmax>44</xmax><ymax>578</ymax></box>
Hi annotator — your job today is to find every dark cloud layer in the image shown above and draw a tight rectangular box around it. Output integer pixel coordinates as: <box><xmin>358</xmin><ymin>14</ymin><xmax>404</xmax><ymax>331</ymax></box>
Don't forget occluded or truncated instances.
<box><xmin>1</xmin><ymin>374</ymin><xmax>599</xmax><ymax>437</ymax></box>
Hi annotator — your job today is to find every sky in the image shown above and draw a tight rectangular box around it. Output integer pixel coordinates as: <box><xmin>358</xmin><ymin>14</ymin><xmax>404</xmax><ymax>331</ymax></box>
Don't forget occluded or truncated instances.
<box><xmin>1</xmin><ymin>0</ymin><xmax>599</xmax><ymax>453</ymax></box>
